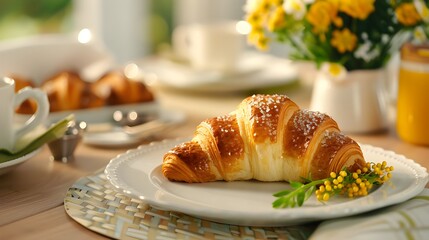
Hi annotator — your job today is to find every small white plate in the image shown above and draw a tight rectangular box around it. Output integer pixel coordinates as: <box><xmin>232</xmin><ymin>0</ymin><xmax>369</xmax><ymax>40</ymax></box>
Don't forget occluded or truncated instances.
<box><xmin>46</xmin><ymin>101</ymin><xmax>159</xmax><ymax>124</ymax></box>
<box><xmin>0</xmin><ymin>148</ymin><xmax>41</xmax><ymax>176</ymax></box>
<box><xmin>83</xmin><ymin>109</ymin><xmax>186</xmax><ymax>147</ymax></box>
<box><xmin>16</xmin><ymin>100</ymin><xmax>158</xmax><ymax>125</ymax></box>
<box><xmin>2</xmin><ymin>33</ymin><xmax>157</xmax><ymax>126</ymax></box>
<box><xmin>105</xmin><ymin>138</ymin><xmax>428</xmax><ymax>226</ymax></box>
<box><xmin>83</xmin><ymin>130</ymin><xmax>141</xmax><ymax>148</ymax></box>
<box><xmin>138</xmin><ymin>52</ymin><xmax>298</xmax><ymax>93</ymax></box>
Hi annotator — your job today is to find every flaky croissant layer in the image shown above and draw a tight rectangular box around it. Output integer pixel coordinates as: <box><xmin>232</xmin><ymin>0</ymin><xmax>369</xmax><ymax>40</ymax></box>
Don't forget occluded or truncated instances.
<box><xmin>162</xmin><ymin>94</ymin><xmax>365</xmax><ymax>183</ymax></box>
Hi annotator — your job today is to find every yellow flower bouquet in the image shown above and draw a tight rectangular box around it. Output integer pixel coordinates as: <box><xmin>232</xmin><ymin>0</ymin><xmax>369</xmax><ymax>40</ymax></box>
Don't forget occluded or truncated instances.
<box><xmin>244</xmin><ymin>0</ymin><xmax>429</xmax><ymax>72</ymax></box>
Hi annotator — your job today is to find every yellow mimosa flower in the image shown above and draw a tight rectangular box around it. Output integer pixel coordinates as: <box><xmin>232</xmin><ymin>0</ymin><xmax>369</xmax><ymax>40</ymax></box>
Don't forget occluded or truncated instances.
<box><xmin>248</xmin><ymin>29</ymin><xmax>270</xmax><ymax>50</ymax></box>
<box><xmin>244</xmin><ymin>0</ymin><xmax>272</xmax><ymax>23</ymax></box>
<box><xmin>339</xmin><ymin>0</ymin><xmax>375</xmax><ymax>20</ymax></box>
<box><xmin>396</xmin><ymin>2</ymin><xmax>422</xmax><ymax>26</ymax></box>
<box><xmin>268</xmin><ymin>6</ymin><xmax>286</xmax><ymax>31</ymax></box>
<box><xmin>246</xmin><ymin>11</ymin><xmax>263</xmax><ymax>27</ymax></box>
<box><xmin>255</xmin><ymin>35</ymin><xmax>270</xmax><ymax>51</ymax></box>
<box><xmin>330</xmin><ymin>28</ymin><xmax>357</xmax><ymax>53</ymax></box>
<box><xmin>248</xmin><ymin>27</ymin><xmax>263</xmax><ymax>42</ymax></box>
<box><xmin>256</xmin><ymin>0</ymin><xmax>272</xmax><ymax>13</ymax></box>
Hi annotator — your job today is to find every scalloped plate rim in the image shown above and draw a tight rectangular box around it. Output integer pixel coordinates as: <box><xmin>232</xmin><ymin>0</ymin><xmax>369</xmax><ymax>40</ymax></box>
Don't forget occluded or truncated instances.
<box><xmin>104</xmin><ymin>138</ymin><xmax>428</xmax><ymax>226</ymax></box>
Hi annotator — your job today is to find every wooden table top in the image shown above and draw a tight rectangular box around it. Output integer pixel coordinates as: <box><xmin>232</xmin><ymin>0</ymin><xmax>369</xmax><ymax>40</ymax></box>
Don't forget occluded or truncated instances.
<box><xmin>1</xmin><ymin>84</ymin><xmax>428</xmax><ymax>239</ymax></box>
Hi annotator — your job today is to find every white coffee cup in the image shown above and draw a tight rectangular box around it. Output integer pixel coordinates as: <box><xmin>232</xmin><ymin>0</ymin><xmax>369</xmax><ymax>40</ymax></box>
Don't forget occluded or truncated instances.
<box><xmin>0</xmin><ymin>77</ymin><xmax>49</xmax><ymax>151</ymax></box>
<box><xmin>173</xmin><ymin>21</ymin><xmax>246</xmax><ymax>72</ymax></box>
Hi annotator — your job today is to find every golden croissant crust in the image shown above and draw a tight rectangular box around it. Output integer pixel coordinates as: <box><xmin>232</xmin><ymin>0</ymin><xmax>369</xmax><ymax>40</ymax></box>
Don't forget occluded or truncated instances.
<box><xmin>163</xmin><ymin>94</ymin><xmax>365</xmax><ymax>183</ymax></box>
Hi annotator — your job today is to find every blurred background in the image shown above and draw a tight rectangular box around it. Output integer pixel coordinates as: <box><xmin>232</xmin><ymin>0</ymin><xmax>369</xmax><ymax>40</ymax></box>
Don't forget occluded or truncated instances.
<box><xmin>0</xmin><ymin>0</ymin><xmax>289</xmax><ymax>64</ymax></box>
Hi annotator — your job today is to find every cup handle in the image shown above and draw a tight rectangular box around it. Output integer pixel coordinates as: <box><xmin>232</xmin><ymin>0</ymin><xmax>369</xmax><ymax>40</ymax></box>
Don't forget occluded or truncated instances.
<box><xmin>14</xmin><ymin>87</ymin><xmax>49</xmax><ymax>139</ymax></box>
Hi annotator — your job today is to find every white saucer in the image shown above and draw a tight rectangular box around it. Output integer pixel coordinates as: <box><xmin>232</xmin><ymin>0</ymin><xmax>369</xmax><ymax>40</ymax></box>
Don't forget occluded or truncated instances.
<box><xmin>82</xmin><ymin>108</ymin><xmax>186</xmax><ymax>147</ymax></box>
<box><xmin>0</xmin><ymin>148</ymin><xmax>41</xmax><ymax>176</ymax></box>
<box><xmin>83</xmin><ymin>130</ymin><xmax>141</xmax><ymax>148</ymax></box>
<box><xmin>137</xmin><ymin>52</ymin><xmax>298</xmax><ymax>93</ymax></box>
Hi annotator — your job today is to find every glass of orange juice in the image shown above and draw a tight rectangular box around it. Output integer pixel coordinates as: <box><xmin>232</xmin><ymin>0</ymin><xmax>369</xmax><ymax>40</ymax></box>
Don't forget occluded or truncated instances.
<box><xmin>396</xmin><ymin>43</ymin><xmax>429</xmax><ymax>145</ymax></box>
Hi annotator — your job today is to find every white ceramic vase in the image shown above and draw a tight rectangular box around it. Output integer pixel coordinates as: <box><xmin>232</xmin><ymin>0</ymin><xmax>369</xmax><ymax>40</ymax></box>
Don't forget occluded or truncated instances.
<box><xmin>309</xmin><ymin>68</ymin><xmax>388</xmax><ymax>133</ymax></box>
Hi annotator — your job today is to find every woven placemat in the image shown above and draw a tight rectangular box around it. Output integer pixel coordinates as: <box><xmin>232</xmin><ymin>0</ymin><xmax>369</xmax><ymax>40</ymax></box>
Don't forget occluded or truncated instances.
<box><xmin>64</xmin><ymin>172</ymin><xmax>318</xmax><ymax>240</ymax></box>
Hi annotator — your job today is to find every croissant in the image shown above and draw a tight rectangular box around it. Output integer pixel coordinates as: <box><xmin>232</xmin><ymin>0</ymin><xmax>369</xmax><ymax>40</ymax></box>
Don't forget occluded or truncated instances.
<box><xmin>92</xmin><ymin>71</ymin><xmax>154</xmax><ymax>105</ymax></box>
<box><xmin>40</xmin><ymin>71</ymin><xmax>107</xmax><ymax>112</ymax></box>
<box><xmin>41</xmin><ymin>71</ymin><xmax>87</xmax><ymax>112</ymax></box>
<box><xmin>162</xmin><ymin>94</ymin><xmax>366</xmax><ymax>183</ymax></box>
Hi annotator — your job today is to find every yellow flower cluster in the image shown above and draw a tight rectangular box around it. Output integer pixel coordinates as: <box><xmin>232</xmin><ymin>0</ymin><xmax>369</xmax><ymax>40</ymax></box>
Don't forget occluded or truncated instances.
<box><xmin>246</xmin><ymin>0</ymin><xmax>281</xmax><ymax>50</ymax></box>
<box><xmin>272</xmin><ymin>160</ymin><xmax>394</xmax><ymax>208</ymax></box>
<box><xmin>244</xmin><ymin>0</ymin><xmax>428</xmax><ymax>69</ymax></box>
<box><xmin>245</xmin><ymin>0</ymin><xmax>379</xmax><ymax>52</ymax></box>
<box><xmin>315</xmin><ymin>161</ymin><xmax>394</xmax><ymax>202</ymax></box>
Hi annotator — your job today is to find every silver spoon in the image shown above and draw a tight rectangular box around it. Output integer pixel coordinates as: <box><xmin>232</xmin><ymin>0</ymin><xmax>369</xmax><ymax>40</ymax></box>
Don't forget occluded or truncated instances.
<box><xmin>111</xmin><ymin>110</ymin><xmax>158</xmax><ymax>127</ymax></box>
<box><xmin>79</xmin><ymin>110</ymin><xmax>160</xmax><ymax>134</ymax></box>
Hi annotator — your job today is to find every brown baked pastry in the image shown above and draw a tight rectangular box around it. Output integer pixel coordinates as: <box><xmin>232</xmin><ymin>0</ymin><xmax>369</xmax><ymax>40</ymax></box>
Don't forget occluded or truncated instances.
<box><xmin>81</xmin><ymin>82</ymin><xmax>107</xmax><ymax>109</ymax></box>
<box><xmin>162</xmin><ymin>94</ymin><xmax>366</xmax><ymax>183</ymax></box>
<box><xmin>92</xmin><ymin>71</ymin><xmax>154</xmax><ymax>105</ymax></box>
<box><xmin>40</xmin><ymin>71</ymin><xmax>103</xmax><ymax>112</ymax></box>
<box><xmin>42</xmin><ymin>71</ymin><xmax>109</xmax><ymax>112</ymax></box>
<box><xmin>11</xmin><ymin>75</ymin><xmax>37</xmax><ymax>114</ymax></box>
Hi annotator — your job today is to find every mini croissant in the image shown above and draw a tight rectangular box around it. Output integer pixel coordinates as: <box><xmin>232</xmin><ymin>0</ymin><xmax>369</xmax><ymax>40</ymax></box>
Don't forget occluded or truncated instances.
<box><xmin>162</xmin><ymin>94</ymin><xmax>366</xmax><ymax>183</ymax></box>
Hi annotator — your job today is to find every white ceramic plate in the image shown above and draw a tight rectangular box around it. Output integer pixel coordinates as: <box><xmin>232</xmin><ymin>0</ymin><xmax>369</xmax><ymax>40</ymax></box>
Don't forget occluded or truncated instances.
<box><xmin>138</xmin><ymin>52</ymin><xmax>298</xmax><ymax>93</ymax></box>
<box><xmin>46</xmin><ymin>101</ymin><xmax>159</xmax><ymax>125</ymax></box>
<box><xmin>16</xmin><ymin>102</ymin><xmax>160</xmax><ymax>132</ymax></box>
<box><xmin>105</xmin><ymin>138</ymin><xmax>428</xmax><ymax>226</ymax></box>
<box><xmin>83</xmin><ymin>109</ymin><xmax>186</xmax><ymax>147</ymax></box>
<box><xmin>0</xmin><ymin>148</ymin><xmax>41</xmax><ymax>176</ymax></box>
<box><xmin>1</xmin><ymin>33</ymin><xmax>149</xmax><ymax>126</ymax></box>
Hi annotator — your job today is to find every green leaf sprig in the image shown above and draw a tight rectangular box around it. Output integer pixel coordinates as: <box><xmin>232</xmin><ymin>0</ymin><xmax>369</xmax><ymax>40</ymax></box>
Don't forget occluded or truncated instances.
<box><xmin>272</xmin><ymin>161</ymin><xmax>394</xmax><ymax>209</ymax></box>
<box><xmin>272</xmin><ymin>177</ymin><xmax>322</xmax><ymax>208</ymax></box>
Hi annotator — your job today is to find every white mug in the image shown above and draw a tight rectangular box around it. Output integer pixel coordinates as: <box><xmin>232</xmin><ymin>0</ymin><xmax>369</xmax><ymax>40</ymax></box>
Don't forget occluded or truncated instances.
<box><xmin>173</xmin><ymin>21</ymin><xmax>245</xmax><ymax>72</ymax></box>
<box><xmin>0</xmin><ymin>77</ymin><xmax>49</xmax><ymax>151</ymax></box>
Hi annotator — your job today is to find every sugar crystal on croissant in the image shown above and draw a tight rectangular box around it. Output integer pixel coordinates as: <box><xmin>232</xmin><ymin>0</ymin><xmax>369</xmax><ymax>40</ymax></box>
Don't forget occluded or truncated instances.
<box><xmin>162</xmin><ymin>94</ymin><xmax>366</xmax><ymax>183</ymax></box>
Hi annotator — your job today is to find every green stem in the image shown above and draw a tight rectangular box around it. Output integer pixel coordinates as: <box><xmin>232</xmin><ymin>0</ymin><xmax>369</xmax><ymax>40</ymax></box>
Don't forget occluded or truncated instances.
<box><xmin>272</xmin><ymin>178</ymin><xmax>326</xmax><ymax>208</ymax></box>
<box><xmin>285</xmin><ymin>32</ymin><xmax>315</xmax><ymax>60</ymax></box>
